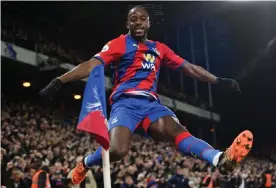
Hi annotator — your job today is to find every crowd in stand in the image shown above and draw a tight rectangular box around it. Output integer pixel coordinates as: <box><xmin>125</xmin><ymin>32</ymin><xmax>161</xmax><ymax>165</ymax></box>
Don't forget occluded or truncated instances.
<box><xmin>1</xmin><ymin>98</ymin><xmax>276</xmax><ymax>188</ymax></box>
<box><xmin>1</xmin><ymin>7</ymin><xmax>276</xmax><ymax>188</ymax></box>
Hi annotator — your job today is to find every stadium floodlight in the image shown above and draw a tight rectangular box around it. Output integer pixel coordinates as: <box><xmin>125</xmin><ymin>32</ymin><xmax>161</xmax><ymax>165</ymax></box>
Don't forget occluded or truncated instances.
<box><xmin>22</xmin><ymin>82</ymin><xmax>31</xmax><ymax>87</ymax></box>
<box><xmin>74</xmin><ymin>94</ymin><xmax>82</xmax><ymax>100</ymax></box>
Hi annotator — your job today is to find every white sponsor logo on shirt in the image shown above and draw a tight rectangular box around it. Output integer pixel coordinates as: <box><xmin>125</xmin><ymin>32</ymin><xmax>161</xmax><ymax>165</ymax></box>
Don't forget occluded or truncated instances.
<box><xmin>111</xmin><ymin>117</ymin><xmax>118</xmax><ymax>124</ymax></box>
<box><xmin>141</xmin><ymin>53</ymin><xmax>156</xmax><ymax>71</ymax></box>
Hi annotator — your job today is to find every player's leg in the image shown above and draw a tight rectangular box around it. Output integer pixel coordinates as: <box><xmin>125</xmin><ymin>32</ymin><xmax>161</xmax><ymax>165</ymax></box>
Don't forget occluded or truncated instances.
<box><xmin>71</xmin><ymin>96</ymin><xmax>143</xmax><ymax>184</ymax></box>
<box><xmin>85</xmin><ymin>126</ymin><xmax>134</xmax><ymax>166</ymax></box>
<box><xmin>146</xmin><ymin>115</ymin><xmax>223</xmax><ymax>166</ymax></box>
<box><xmin>71</xmin><ymin>126</ymin><xmax>133</xmax><ymax>184</ymax></box>
<box><xmin>143</xmin><ymin>102</ymin><xmax>253</xmax><ymax>175</ymax></box>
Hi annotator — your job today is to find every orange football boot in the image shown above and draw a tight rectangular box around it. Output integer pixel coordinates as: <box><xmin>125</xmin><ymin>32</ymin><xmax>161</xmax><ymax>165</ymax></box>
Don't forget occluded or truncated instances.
<box><xmin>71</xmin><ymin>158</ymin><xmax>89</xmax><ymax>184</ymax></box>
<box><xmin>217</xmin><ymin>130</ymin><xmax>253</xmax><ymax>175</ymax></box>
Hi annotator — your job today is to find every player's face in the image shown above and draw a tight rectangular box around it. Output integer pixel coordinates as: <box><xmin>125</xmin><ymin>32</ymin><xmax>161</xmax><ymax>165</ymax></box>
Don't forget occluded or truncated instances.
<box><xmin>127</xmin><ymin>7</ymin><xmax>150</xmax><ymax>40</ymax></box>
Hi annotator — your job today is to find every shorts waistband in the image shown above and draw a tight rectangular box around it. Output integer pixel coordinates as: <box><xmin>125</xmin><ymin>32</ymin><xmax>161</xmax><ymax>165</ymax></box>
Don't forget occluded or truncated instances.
<box><xmin>119</xmin><ymin>93</ymin><xmax>156</xmax><ymax>101</ymax></box>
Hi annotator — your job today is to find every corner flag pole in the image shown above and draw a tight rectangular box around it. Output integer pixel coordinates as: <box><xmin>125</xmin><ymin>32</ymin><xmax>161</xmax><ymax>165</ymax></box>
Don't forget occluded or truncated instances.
<box><xmin>102</xmin><ymin>139</ymin><xmax>111</xmax><ymax>188</ymax></box>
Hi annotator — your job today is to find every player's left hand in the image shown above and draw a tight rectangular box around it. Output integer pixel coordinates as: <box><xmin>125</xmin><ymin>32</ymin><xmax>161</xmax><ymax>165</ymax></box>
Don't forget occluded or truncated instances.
<box><xmin>216</xmin><ymin>77</ymin><xmax>241</xmax><ymax>93</ymax></box>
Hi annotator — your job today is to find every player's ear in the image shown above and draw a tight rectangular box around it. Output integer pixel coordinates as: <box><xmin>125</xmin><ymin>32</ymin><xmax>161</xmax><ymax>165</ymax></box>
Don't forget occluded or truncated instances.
<box><xmin>147</xmin><ymin>16</ymin><xmax>151</xmax><ymax>28</ymax></box>
<box><xmin>126</xmin><ymin>21</ymin><xmax>130</xmax><ymax>29</ymax></box>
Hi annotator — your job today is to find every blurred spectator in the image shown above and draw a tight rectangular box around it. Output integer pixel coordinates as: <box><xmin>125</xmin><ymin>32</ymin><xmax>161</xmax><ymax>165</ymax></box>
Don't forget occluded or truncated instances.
<box><xmin>1</xmin><ymin>96</ymin><xmax>276</xmax><ymax>188</ymax></box>
<box><xmin>6</xmin><ymin>167</ymin><xmax>28</xmax><ymax>188</ymax></box>
<box><xmin>30</xmin><ymin>157</ymin><xmax>51</xmax><ymax>188</ymax></box>
<box><xmin>167</xmin><ymin>167</ymin><xmax>189</xmax><ymax>188</ymax></box>
<box><xmin>261</xmin><ymin>168</ymin><xmax>273</xmax><ymax>188</ymax></box>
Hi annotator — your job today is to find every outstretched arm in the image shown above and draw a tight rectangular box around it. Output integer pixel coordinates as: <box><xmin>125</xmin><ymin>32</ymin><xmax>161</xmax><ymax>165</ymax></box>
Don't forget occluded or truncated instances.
<box><xmin>181</xmin><ymin>61</ymin><xmax>240</xmax><ymax>92</ymax></box>
<box><xmin>162</xmin><ymin>43</ymin><xmax>240</xmax><ymax>92</ymax></box>
<box><xmin>39</xmin><ymin>58</ymin><xmax>101</xmax><ymax>99</ymax></box>
<box><xmin>56</xmin><ymin>35</ymin><xmax>125</xmax><ymax>84</ymax></box>
<box><xmin>181</xmin><ymin>61</ymin><xmax>217</xmax><ymax>83</ymax></box>
<box><xmin>39</xmin><ymin>35</ymin><xmax>125</xmax><ymax>99</ymax></box>
<box><xmin>58</xmin><ymin>58</ymin><xmax>102</xmax><ymax>83</ymax></box>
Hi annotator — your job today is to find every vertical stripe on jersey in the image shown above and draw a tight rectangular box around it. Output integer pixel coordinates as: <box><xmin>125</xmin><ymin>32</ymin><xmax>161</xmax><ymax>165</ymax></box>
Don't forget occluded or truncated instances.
<box><xmin>111</xmin><ymin>63</ymin><xmax>119</xmax><ymax>86</ymax></box>
<box><xmin>111</xmin><ymin>36</ymin><xmax>138</xmax><ymax>93</ymax></box>
<box><xmin>118</xmin><ymin>35</ymin><xmax>143</xmax><ymax>83</ymax></box>
<box><xmin>150</xmin><ymin>66</ymin><xmax>160</xmax><ymax>92</ymax></box>
<box><xmin>150</xmin><ymin>43</ymin><xmax>162</xmax><ymax>92</ymax></box>
<box><xmin>110</xmin><ymin>35</ymin><xmax>142</xmax><ymax>101</ymax></box>
<box><xmin>112</xmin><ymin>36</ymin><xmax>132</xmax><ymax>86</ymax></box>
<box><xmin>136</xmin><ymin>41</ymin><xmax>159</xmax><ymax>90</ymax></box>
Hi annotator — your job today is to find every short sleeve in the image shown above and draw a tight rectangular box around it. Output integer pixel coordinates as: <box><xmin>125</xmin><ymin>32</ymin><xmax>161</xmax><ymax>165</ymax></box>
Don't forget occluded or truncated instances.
<box><xmin>93</xmin><ymin>35</ymin><xmax>125</xmax><ymax>66</ymax></box>
<box><xmin>161</xmin><ymin>43</ymin><xmax>186</xmax><ymax>70</ymax></box>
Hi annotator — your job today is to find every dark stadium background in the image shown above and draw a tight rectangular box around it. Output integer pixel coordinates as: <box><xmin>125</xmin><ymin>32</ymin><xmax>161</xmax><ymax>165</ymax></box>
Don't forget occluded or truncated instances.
<box><xmin>2</xmin><ymin>1</ymin><xmax>276</xmax><ymax>157</ymax></box>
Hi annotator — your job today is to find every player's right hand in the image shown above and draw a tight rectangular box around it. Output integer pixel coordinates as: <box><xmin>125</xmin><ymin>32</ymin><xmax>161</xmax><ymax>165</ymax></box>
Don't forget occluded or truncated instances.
<box><xmin>216</xmin><ymin>77</ymin><xmax>241</xmax><ymax>93</ymax></box>
<box><xmin>39</xmin><ymin>78</ymin><xmax>62</xmax><ymax>100</ymax></box>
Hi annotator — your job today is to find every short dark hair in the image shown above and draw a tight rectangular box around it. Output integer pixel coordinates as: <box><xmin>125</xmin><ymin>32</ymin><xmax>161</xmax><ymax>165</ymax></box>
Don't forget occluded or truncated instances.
<box><xmin>31</xmin><ymin>156</ymin><xmax>43</xmax><ymax>169</ymax></box>
<box><xmin>11</xmin><ymin>167</ymin><xmax>23</xmax><ymax>173</ymax></box>
<box><xmin>129</xmin><ymin>5</ymin><xmax>148</xmax><ymax>13</ymax></box>
<box><xmin>127</xmin><ymin>5</ymin><xmax>149</xmax><ymax>17</ymax></box>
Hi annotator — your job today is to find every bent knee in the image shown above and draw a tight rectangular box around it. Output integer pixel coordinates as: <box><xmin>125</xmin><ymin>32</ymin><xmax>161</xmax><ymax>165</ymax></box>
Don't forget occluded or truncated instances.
<box><xmin>164</xmin><ymin>116</ymin><xmax>188</xmax><ymax>139</ymax></box>
<box><xmin>109</xmin><ymin>147</ymin><xmax>128</xmax><ymax>161</ymax></box>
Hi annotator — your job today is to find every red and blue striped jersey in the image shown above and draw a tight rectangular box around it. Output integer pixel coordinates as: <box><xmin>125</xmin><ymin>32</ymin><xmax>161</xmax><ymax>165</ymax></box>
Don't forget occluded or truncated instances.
<box><xmin>93</xmin><ymin>34</ymin><xmax>186</xmax><ymax>104</ymax></box>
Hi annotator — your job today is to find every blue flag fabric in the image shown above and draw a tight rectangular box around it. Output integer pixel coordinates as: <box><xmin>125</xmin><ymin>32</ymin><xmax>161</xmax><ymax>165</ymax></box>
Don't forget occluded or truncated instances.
<box><xmin>77</xmin><ymin>64</ymin><xmax>110</xmax><ymax>150</ymax></box>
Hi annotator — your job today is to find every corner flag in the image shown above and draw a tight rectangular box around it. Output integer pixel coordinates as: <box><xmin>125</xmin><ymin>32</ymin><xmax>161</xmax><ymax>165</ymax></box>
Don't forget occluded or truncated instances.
<box><xmin>77</xmin><ymin>64</ymin><xmax>110</xmax><ymax>150</ymax></box>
